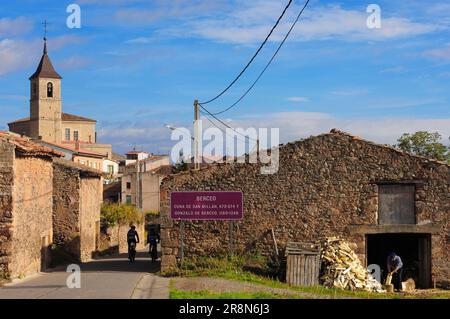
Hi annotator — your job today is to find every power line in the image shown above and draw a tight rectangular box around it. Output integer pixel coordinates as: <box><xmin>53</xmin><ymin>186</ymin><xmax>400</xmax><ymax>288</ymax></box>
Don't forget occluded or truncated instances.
<box><xmin>203</xmin><ymin>0</ymin><xmax>311</xmax><ymax>116</ymax></box>
<box><xmin>200</xmin><ymin>109</ymin><xmax>258</xmax><ymax>143</ymax></box>
<box><xmin>202</xmin><ymin>112</ymin><xmax>247</xmax><ymax>144</ymax></box>
<box><xmin>199</xmin><ymin>0</ymin><xmax>293</xmax><ymax>105</ymax></box>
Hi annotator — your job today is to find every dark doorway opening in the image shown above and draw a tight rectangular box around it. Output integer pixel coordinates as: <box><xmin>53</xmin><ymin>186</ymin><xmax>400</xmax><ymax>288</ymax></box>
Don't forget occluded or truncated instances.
<box><xmin>366</xmin><ymin>233</ymin><xmax>431</xmax><ymax>288</ymax></box>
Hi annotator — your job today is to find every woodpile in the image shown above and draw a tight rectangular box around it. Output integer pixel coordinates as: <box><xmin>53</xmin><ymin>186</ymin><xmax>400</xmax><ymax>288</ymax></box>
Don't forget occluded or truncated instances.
<box><xmin>320</xmin><ymin>237</ymin><xmax>385</xmax><ymax>292</ymax></box>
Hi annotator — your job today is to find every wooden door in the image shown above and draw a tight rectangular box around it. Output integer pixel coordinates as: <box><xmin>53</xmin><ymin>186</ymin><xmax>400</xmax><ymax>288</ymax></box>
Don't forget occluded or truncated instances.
<box><xmin>378</xmin><ymin>184</ymin><xmax>415</xmax><ymax>224</ymax></box>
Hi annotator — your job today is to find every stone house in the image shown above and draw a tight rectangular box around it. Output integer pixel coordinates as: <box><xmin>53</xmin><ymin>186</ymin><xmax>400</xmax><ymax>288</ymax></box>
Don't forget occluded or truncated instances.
<box><xmin>53</xmin><ymin>159</ymin><xmax>103</xmax><ymax>262</ymax></box>
<box><xmin>0</xmin><ymin>131</ymin><xmax>61</xmax><ymax>278</ymax></box>
<box><xmin>121</xmin><ymin>154</ymin><xmax>171</xmax><ymax>210</ymax></box>
<box><xmin>160</xmin><ymin>129</ymin><xmax>450</xmax><ymax>289</ymax></box>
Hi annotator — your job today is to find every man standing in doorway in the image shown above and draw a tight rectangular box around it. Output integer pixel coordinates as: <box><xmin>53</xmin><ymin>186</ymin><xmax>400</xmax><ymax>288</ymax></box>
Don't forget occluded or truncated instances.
<box><xmin>387</xmin><ymin>252</ymin><xmax>403</xmax><ymax>291</ymax></box>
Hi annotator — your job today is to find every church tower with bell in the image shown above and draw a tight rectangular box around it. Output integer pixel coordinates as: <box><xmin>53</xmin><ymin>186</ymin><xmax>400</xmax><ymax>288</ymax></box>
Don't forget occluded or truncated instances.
<box><xmin>28</xmin><ymin>34</ymin><xmax>63</xmax><ymax>143</ymax></box>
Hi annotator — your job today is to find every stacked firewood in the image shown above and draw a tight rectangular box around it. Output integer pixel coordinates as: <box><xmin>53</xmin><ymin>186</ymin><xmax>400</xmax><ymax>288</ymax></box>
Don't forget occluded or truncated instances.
<box><xmin>320</xmin><ymin>237</ymin><xmax>384</xmax><ymax>292</ymax></box>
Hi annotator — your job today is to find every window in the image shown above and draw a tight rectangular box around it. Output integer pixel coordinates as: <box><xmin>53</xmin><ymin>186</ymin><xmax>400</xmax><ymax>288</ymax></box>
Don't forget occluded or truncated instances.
<box><xmin>65</xmin><ymin>128</ymin><xmax>70</xmax><ymax>141</ymax></box>
<box><xmin>126</xmin><ymin>195</ymin><xmax>132</xmax><ymax>204</ymax></box>
<box><xmin>93</xmin><ymin>162</ymin><xmax>97</xmax><ymax>169</ymax></box>
<box><xmin>74</xmin><ymin>131</ymin><xmax>79</xmax><ymax>141</ymax></box>
<box><xmin>126</xmin><ymin>182</ymin><xmax>131</xmax><ymax>189</ymax></box>
<box><xmin>107</xmin><ymin>165</ymin><xmax>114</xmax><ymax>175</ymax></box>
<box><xmin>47</xmin><ymin>82</ymin><xmax>53</xmax><ymax>97</ymax></box>
<box><xmin>378</xmin><ymin>184</ymin><xmax>415</xmax><ymax>225</ymax></box>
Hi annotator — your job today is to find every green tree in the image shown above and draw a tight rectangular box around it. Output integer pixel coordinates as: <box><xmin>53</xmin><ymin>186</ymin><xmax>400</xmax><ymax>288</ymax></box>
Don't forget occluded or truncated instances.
<box><xmin>100</xmin><ymin>204</ymin><xmax>143</xmax><ymax>229</ymax></box>
<box><xmin>395</xmin><ymin>131</ymin><xmax>450</xmax><ymax>162</ymax></box>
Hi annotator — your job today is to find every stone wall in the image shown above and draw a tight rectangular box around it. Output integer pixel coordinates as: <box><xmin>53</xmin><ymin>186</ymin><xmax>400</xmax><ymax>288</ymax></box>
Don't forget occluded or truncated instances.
<box><xmin>0</xmin><ymin>142</ymin><xmax>15</xmax><ymax>278</ymax></box>
<box><xmin>10</xmin><ymin>155</ymin><xmax>53</xmax><ymax>278</ymax></box>
<box><xmin>53</xmin><ymin>160</ymin><xmax>102</xmax><ymax>262</ymax></box>
<box><xmin>53</xmin><ymin>162</ymin><xmax>81</xmax><ymax>258</ymax></box>
<box><xmin>79</xmin><ymin>177</ymin><xmax>101</xmax><ymax>261</ymax></box>
<box><xmin>160</xmin><ymin>131</ymin><xmax>449</xmax><ymax>286</ymax></box>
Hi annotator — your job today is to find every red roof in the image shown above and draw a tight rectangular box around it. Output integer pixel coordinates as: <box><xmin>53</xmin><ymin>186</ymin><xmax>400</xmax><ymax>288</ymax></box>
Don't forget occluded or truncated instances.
<box><xmin>8</xmin><ymin>113</ymin><xmax>96</xmax><ymax>125</ymax></box>
<box><xmin>0</xmin><ymin>131</ymin><xmax>62</xmax><ymax>157</ymax></box>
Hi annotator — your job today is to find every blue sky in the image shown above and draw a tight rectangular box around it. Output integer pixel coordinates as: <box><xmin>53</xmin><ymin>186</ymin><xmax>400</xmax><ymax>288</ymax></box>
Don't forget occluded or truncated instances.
<box><xmin>0</xmin><ymin>0</ymin><xmax>449</xmax><ymax>154</ymax></box>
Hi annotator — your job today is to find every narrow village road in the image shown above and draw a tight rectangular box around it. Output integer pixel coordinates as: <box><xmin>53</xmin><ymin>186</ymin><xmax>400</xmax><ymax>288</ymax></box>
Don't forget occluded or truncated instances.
<box><xmin>0</xmin><ymin>250</ymin><xmax>169</xmax><ymax>299</ymax></box>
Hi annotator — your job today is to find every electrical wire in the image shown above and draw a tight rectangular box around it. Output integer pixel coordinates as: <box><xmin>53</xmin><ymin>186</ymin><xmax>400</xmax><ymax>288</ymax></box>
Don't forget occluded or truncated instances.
<box><xmin>199</xmin><ymin>0</ymin><xmax>293</xmax><ymax>105</ymax></box>
<box><xmin>203</xmin><ymin>0</ymin><xmax>310</xmax><ymax>116</ymax></box>
<box><xmin>200</xmin><ymin>109</ymin><xmax>258</xmax><ymax>143</ymax></box>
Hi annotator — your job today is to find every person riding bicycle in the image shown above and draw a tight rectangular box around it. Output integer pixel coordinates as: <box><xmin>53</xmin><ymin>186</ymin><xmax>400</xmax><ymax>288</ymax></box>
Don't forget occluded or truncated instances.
<box><xmin>147</xmin><ymin>228</ymin><xmax>160</xmax><ymax>262</ymax></box>
<box><xmin>127</xmin><ymin>225</ymin><xmax>140</xmax><ymax>260</ymax></box>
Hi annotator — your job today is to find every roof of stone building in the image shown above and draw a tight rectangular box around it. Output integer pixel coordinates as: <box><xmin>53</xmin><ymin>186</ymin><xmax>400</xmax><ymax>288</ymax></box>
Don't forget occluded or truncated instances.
<box><xmin>61</xmin><ymin>113</ymin><xmax>96</xmax><ymax>122</ymax></box>
<box><xmin>163</xmin><ymin>128</ymin><xmax>450</xmax><ymax>180</ymax></box>
<box><xmin>36</xmin><ymin>140</ymin><xmax>104</xmax><ymax>159</ymax></box>
<box><xmin>0</xmin><ymin>131</ymin><xmax>62</xmax><ymax>157</ymax></box>
<box><xmin>53</xmin><ymin>158</ymin><xmax>104</xmax><ymax>177</ymax></box>
<box><xmin>317</xmin><ymin>129</ymin><xmax>450</xmax><ymax>167</ymax></box>
<box><xmin>112</xmin><ymin>152</ymin><xmax>126</xmax><ymax>161</ymax></box>
<box><xmin>29</xmin><ymin>42</ymin><xmax>62</xmax><ymax>80</ymax></box>
<box><xmin>151</xmin><ymin>165</ymin><xmax>173</xmax><ymax>175</ymax></box>
<box><xmin>8</xmin><ymin>113</ymin><xmax>97</xmax><ymax>125</ymax></box>
<box><xmin>7</xmin><ymin>117</ymin><xmax>31</xmax><ymax>124</ymax></box>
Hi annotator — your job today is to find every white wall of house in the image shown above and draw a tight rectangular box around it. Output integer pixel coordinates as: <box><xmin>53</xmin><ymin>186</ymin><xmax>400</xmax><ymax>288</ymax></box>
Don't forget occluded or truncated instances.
<box><xmin>103</xmin><ymin>159</ymin><xmax>119</xmax><ymax>176</ymax></box>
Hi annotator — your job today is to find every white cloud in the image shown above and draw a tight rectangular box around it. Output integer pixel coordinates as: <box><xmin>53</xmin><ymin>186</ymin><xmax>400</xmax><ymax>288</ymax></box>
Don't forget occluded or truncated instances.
<box><xmin>424</xmin><ymin>46</ymin><xmax>450</xmax><ymax>61</ymax></box>
<box><xmin>286</xmin><ymin>96</ymin><xmax>309</xmax><ymax>102</ymax></box>
<box><xmin>0</xmin><ymin>17</ymin><xmax>33</xmax><ymax>37</ymax></box>
<box><xmin>232</xmin><ymin>111</ymin><xmax>450</xmax><ymax>145</ymax></box>
<box><xmin>0</xmin><ymin>35</ymin><xmax>85</xmax><ymax>76</ymax></box>
<box><xmin>175</xmin><ymin>3</ymin><xmax>440</xmax><ymax>44</ymax></box>
<box><xmin>113</xmin><ymin>0</ymin><xmax>229</xmax><ymax>25</ymax></box>
<box><xmin>59</xmin><ymin>56</ymin><xmax>92</xmax><ymax>70</ymax></box>
<box><xmin>0</xmin><ymin>39</ymin><xmax>40</xmax><ymax>75</ymax></box>
<box><xmin>99</xmin><ymin>111</ymin><xmax>450</xmax><ymax>154</ymax></box>
<box><xmin>125</xmin><ymin>37</ymin><xmax>154</xmax><ymax>44</ymax></box>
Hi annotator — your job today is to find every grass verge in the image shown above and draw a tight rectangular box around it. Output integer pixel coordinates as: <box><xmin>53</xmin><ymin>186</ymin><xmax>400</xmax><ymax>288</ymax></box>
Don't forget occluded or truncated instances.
<box><xmin>165</xmin><ymin>256</ymin><xmax>450</xmax><ymax>299</ymax></box>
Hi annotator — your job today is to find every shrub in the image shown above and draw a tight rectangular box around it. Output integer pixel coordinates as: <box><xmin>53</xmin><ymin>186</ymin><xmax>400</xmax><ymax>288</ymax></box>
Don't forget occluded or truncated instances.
<box><xmin>101</xmin><ymin>204</ymin><xmax>143</xmax><ymax>229</ymax></box>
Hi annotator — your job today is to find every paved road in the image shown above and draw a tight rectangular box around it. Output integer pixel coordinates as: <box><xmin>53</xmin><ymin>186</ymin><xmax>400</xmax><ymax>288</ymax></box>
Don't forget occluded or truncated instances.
<box><xmin>0</xmin><ymin>250</ymin><xmax>169</xmax><ymax>299</ymax></box>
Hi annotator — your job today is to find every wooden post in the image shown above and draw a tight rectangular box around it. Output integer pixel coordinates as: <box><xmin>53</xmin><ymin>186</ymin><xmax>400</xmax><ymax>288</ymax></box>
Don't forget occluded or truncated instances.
<box><xmin>194</xmin><ymin>100</ymin><xmax>200</xmax><ymax>170</ymax></box>
<box><xmin>271</xmin><ymin>228</ymin><xmax>279</xmax><ymax>256</ymax></box>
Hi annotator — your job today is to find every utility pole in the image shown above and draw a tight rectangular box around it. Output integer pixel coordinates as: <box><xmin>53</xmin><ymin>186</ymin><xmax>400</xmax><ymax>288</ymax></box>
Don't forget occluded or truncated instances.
<box><xmin>194</xmin><ymin>99</ymin><xmax>200</xmax><ymax>170</ymax></box>
<box><xmin>135</xmin><ymin>158</ymin><xmax>141</xmax><ymax>209</ymax></box>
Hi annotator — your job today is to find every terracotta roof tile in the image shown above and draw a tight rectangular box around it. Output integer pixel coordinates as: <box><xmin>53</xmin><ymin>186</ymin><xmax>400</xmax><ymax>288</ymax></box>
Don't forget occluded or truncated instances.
<box><xmin>8</xmin><ymin>113</ymin><xmax>96</xmax><ymax>125</ymax></box>
<box><xmin>54</xmin><ymin>158</ymin><xmax>104</xmax><ymax>177</ymax></box>
<box><xmin>61</xmin><ymin>113</ymin><xmax>96</xmax><ymax>122</ymax></box>
<box><xmin>0</xmin><ymin>131</ymin><xmax>62</xmax><ymax>157</ymax></box>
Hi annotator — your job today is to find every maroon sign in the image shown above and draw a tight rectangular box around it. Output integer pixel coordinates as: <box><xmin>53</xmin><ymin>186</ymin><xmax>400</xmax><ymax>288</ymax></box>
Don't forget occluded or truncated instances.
<box><xmin>171</xmin><ymin>191</ymin><xmax>243</xmax><ymax>220</ymax></box>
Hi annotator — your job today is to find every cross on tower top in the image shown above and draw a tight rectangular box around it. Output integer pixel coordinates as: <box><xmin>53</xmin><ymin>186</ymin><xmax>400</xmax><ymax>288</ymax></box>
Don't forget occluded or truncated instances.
<box><xmin>42</xmin><ymin>20</ymin><xmax>50</xmax><ymax>54</ymax></box>
<box><xmin>42</xmin><ymin>20</ymin><xmax>49</xmax><ymax>40</ymax></box>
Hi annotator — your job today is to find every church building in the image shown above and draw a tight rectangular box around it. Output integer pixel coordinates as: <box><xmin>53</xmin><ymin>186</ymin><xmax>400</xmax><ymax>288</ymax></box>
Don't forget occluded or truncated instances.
<box><xmin>8</xmin><ymin>37</ymin><xmax>113</xmax><ymax>163</ymax></box>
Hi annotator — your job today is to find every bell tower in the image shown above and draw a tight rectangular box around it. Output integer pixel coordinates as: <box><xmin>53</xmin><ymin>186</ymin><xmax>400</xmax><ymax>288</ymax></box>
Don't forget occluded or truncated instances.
<box><xmin>29</xmin><ymin>34</ymin><xmax>62</xmax><ymax>144</ymax></box>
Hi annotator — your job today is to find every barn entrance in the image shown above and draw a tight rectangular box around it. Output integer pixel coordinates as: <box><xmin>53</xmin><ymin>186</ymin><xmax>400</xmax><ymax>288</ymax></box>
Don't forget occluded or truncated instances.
<box><xmin>366</xmin><ymin>233</ymin><xmax>431</xmax><ymax>288</ymax></box>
